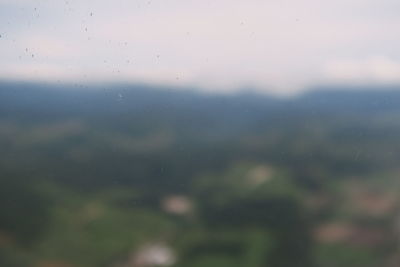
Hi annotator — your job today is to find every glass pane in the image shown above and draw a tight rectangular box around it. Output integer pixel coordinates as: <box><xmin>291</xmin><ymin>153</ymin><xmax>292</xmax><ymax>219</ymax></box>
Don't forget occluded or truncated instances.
<box><xmin>1</xmin><ymin>1</ymin><xmax>399</xmax><ymax>266</ymax></box>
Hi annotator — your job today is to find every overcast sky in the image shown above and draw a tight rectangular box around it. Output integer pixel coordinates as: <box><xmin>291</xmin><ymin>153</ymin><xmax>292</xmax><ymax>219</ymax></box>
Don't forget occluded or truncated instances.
<box><xmin>1</xmin><ymin>0</ymin><xmax>400</xmax><ymax>94</ymax></box>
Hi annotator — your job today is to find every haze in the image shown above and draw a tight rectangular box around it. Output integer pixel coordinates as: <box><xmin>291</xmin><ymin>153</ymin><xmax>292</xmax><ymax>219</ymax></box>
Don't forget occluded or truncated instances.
<box><xmin>1</xmin><ymin>0</ymin><xmax>400</xmax><ymax>94</ymax></box>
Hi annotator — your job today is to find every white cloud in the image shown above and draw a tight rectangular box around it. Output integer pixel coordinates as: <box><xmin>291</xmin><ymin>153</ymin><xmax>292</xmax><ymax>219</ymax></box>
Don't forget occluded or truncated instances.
<box><xmin>323</xmin><ymin>57</ymin><xmax>400</xmax><ymax>84</ymax></box>
<box><xmin>0</xmin><ymin>0</ymin><xmax>400</xmax><ymax>94</ymax></box>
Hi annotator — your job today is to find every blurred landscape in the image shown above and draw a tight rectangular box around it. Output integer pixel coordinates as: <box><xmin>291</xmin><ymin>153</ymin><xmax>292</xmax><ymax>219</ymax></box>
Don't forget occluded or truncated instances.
<box><xmin>2</xmin><ymin>81</ymin><xmax>400</xmax><ymax>267</ymax></box>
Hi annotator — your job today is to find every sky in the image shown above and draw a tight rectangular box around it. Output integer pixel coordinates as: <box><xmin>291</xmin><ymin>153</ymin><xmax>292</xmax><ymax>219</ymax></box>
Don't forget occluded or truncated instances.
<box><xmin>1</xmin><ymin>0</ymin><xmax>400</xmax><ymax>95</ymax></box>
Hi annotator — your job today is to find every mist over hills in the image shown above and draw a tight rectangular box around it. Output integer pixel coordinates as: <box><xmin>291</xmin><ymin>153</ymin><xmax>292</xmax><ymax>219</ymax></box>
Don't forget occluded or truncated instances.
<box><xmin>2</xmin><ymin>80</ymin><xmax>400</xmax><ymax>147</ymax></box>
<box><xmin>2</xmin><ymin>81</ymin><xmax>400</xmax><ymax>143</ymax></box>
<box><xmin>2</xmin><ymin>81</ymin><xmax>400</xmax><ymax>115</ymax></box>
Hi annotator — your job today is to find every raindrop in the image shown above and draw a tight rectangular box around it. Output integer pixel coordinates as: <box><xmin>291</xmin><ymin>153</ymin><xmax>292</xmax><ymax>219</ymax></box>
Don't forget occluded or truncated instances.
<box><xmin>90</xmin><ymin>12</ymin><xmax>93</xmax><ymax>16</ymax></box>
<box><xmin>32</xmin><ymin>54</ymin><xmax>34</xmax><ymax>58</ymax></box>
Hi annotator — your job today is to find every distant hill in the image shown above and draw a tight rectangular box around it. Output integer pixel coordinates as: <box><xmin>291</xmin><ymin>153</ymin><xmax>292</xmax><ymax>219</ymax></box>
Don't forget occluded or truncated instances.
<box><xmin>1</xmin><ymin>81</ymin><xmax>400</xmax><ymax>142</ymax></box>
<box><xmin>1</xmin><ymin>81</ymin><xmax>400</xmax><ymax>115</ymax></box>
